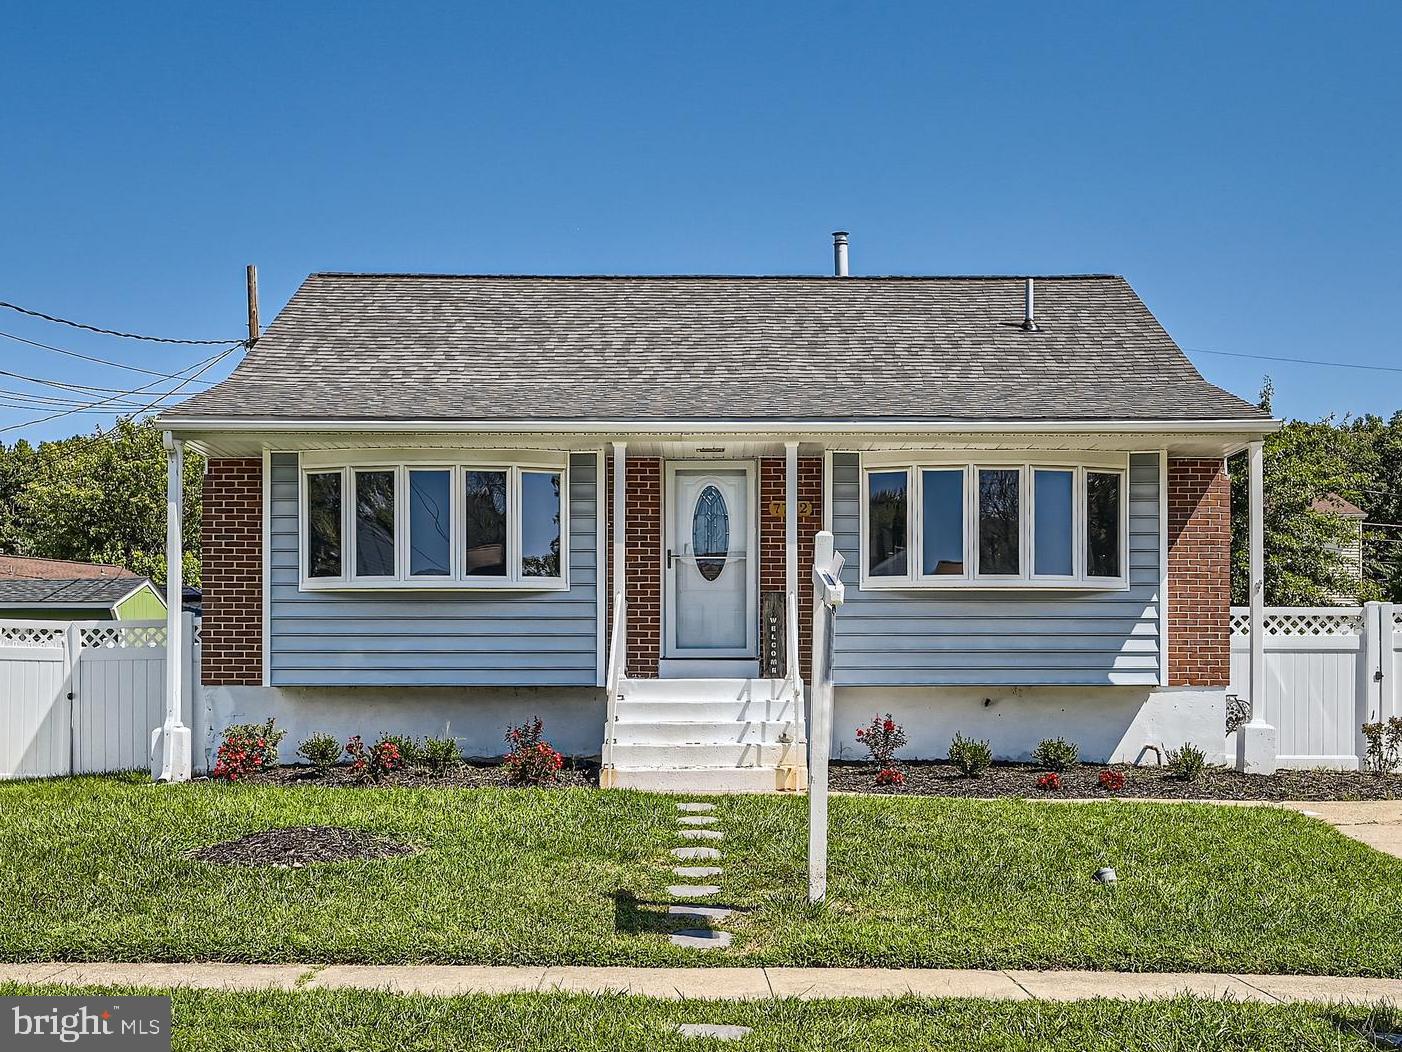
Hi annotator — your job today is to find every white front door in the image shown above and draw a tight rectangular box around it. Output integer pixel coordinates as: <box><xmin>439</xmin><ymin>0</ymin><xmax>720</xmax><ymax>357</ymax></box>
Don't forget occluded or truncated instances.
<box><xmin>664</xmin><ymin>462</ymin><xmax>757</xmax><ymax>659</ymax></box>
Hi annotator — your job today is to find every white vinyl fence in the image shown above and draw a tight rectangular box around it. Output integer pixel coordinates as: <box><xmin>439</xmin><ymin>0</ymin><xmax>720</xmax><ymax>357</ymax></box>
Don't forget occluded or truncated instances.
<box><xmin>1228</xmin><ymin>603</ymin><xmax>1401</xmax><ymax>770</ymax></box>
<box><xmin>0</xmin><ymin>616</ymin><xmax>200</xmax><ymax>779</ymax></box>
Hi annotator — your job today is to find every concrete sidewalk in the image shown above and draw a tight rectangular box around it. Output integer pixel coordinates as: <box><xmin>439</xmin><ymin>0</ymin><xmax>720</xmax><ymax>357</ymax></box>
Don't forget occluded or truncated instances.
<box><xmin>3</xmin><ymin>963</ymin><xmax>1401</xmax><ymax>1005</ymax></box>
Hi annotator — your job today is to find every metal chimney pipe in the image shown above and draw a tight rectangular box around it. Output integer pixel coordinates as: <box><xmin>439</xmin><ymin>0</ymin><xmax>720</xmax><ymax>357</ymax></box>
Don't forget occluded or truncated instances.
<box><xmin>1022</xmin><ymin>277</ymin><xmax>1038</xmax><ymax>331</ymax></box>
<box><xmin>832</xmin><ymin>231</ymin><xmax>849</xmax><ymax>277</ymax></box>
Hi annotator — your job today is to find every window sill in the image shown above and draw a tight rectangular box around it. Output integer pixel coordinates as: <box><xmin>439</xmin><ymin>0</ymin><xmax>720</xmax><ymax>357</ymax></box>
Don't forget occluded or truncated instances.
<box><xmin>298</xmin><ymin>579</ymin><xmax>570</xmax><ymax>594</ymax></box>
<box><xmin>858</xmin><ymin>577</ymin><xmax>1130</xmax><ymax>593</ymax></box>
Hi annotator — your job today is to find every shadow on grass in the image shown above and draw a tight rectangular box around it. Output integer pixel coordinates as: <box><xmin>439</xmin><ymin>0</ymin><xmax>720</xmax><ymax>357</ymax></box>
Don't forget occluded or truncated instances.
<box><xmin>1322</xmin><ymin>1005</ymin><xmax>1402</xmax><ymax>1049</ymax></box>
<box><xmin>612</xmin><ymin>890</ymin><xmax>750</xmax><ymax>937</ymax></box>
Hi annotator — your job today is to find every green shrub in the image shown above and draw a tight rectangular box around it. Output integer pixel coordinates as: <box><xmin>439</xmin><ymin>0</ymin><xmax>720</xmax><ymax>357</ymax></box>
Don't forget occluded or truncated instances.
<box><xmin>378</xmin><ymin>734</ymin><xmax>424</xmax><ymax>768</ymax></box>
<box><xmin>211</xmin><ymin>718</ymin><xmax>285</xmax><ymax>781</ymax></box>
<box><xmin>1031</xmin><ymin>737</ymin><xmax>1079</xmax><ymax>772</ymax></box>
<box><xmin>421</xmin><ymin>736</ymin><xmax>462</xmax><ymax>773</ymax></box>
<box><xmin>947</xmin><ymin>733</ymin><xmax>992</xmax><ymax>778</ymax></box>
<box><xmin>296</xmin><ymin>733</ymin><xmax>341</xmax><ymax>772</ymax></box>
<box><xmin>1167</xmin><ymin>742</ymin><xmax>1208</xmax><ymax>781</ymax></box>
<box><xmin>1362</xmin><ymin>716</ymin><xmax>1402</xmax><ymax>775</ymax></box>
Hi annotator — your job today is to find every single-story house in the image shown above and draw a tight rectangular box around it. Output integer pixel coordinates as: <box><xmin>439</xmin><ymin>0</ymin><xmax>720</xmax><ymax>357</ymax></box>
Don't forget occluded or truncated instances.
<box><xmin>1310</xmin><ymin>493</ymin><xmax>1368</xmax><ymax>605</ymax></box>
<box><xmin>156</xmin><ymin>237</ymin><xmax>1280</xmax><ymax>788</ymax></box>
<box><xmin>0</xmin><ymin>556</ymin><xmax>165</xmax><ymax>620</ymax></box>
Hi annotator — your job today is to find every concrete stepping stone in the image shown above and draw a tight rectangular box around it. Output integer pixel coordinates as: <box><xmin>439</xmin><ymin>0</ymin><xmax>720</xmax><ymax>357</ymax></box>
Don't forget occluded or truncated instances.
<box><xmin>678</xmin><ymin>829</ymin><xmax>724</xmax><ymax>840</ymax></box>
<box><xmin>670</xmin><ymin>929</ymin><xmax>732</xmax><ymax>949</ymax></box>
<box><xmin>676</xmin><ymin>1023</ymin><xmax>751</xmax><ymax>1040</ymax></box>
<box><xmin>669</xmin><ymin>904</ymin><xmax>734</xmax><ymax>921</ymax></box>
<box><xmin>671</xmin><ymin>846</ymin><xmax>721</xmax><ymax>860</ymax></box>
<box><xmin>673</xmin><ymin>866</ymin><xmax>722</xmax><ymax>878</ymax></box>
<box><xmin>667</xmin><ymin>884</ymin><xmax>721</xmax><ymax>897</ymax></box>
<box><xmin>677</xmin><ymin>803</ymin><xmax>715</xmax><ymax>813</ymax></box>
<box><xmin>677</xmin><ymin>816</ymin><xmax>719</xmax><ymax>826</ymax></box>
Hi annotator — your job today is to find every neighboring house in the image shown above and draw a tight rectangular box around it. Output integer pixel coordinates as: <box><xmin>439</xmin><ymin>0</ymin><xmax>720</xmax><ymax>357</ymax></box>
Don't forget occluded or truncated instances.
<box><xmin>159</xmin><ymin>241</ymin><xmax>1277</xmax><ymax>788</ymax></box>
<box><xmin>1310</xmin><ymin>493</ymin><xmax>1367</xmax><ymax>605</ymax></box>
<box><xmin>0</xmin><ymin>556</ymin><xmax>166</xmax><ymax>620</ymax></box>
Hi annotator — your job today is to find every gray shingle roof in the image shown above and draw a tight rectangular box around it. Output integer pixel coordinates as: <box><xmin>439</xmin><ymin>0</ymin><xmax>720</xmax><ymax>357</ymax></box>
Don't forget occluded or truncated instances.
<box><xmin>0</xmin><ymin>577</ymin><xmax>147</xmax><ymax>607</ymax></box>
<box><xmin>164</xmin><ymin>274</ymin><xmax>1268</xmax><ymax>424</ymax></box>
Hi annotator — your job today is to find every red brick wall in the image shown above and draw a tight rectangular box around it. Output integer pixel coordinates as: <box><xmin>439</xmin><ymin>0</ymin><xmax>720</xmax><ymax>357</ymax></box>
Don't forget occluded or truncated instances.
<box><xmin>1166</xmin><ymin>458</ymin><xmax>1231</xmax><ymax>687</ymax></box>
<box><xmin>200</xmin><ymin>458</ymin><xmax>263</xmax><ymax>686</ymax></box>
<box><xmin>759</xmin><ymin>456</ymin><xmax>824</xmax><ymax>676</ymax></box>
<box><xmin>606</xmin><ymin>456</ymin><xmax>662</xmax><ymax>678</ymax></box>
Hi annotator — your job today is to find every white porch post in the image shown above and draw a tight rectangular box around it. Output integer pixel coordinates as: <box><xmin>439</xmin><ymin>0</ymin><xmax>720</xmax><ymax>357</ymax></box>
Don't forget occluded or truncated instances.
<box><xmin>153</xmin><ymin>432</ymin><xmax>192</xmax><ymax>782</ymax></box>
<box><xmin>611</xmin><ymin>441</ymin><xmax>626</xmax><ymax>604</ymax></box>
<box><xmin>785</xmin><ymin>441</ymin><xmax>799</xmax><ymax>599</ymax></box>
<box><xmin>1241</xmin><ymin>439</ymin><xmax>1277</xmax><ymax>773</ymax></box>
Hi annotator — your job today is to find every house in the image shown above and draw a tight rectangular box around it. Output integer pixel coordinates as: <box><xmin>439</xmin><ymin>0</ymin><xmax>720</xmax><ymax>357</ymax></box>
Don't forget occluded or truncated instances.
<box><xmin>156</xmin><ymin>237</ymin><xmax>1279</xmax><ymax>788</ymax></box>
<box><xmin>0</xmin><ymin>556</ymin><xmax>165</xmax><ymax>620</ymax></box>
<box><xmin>1310</xmin><ymin>493</ymin><xmax>1367</xmax><ymax>604</ymax></box>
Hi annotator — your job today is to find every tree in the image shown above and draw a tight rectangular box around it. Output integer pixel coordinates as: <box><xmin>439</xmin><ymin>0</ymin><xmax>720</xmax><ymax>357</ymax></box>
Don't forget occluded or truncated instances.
<box><xmin>1229</xmin><ymin>380</ymin><xmax>1377</xmax><ymax>605</ymax></box>
<box><xmin>1347</xmin><ymin>410</ymin><xmax>1402</xmax><ymax>602</ymax></box>
<box><xmin>0</xmin><ymin>418</ymin><xmax>203</xmax><ymax>587</ymax></box>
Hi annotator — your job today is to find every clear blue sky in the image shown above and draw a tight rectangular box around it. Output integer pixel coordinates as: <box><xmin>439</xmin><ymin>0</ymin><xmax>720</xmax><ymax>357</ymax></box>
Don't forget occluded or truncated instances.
<box><xmin>2</xmin><ymin>2</ymin><xmax>1398</xmax><ymax>442</ymax></box>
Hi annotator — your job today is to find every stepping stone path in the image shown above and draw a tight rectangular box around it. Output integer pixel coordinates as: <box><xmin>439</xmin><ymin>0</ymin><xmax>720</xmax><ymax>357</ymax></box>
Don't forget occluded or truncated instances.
<box><xmin>675</xmin><ymin>1024</ymin><xmax>753</xmax><ymax>1041</ymax></box>
<box><xmin>666</xmin><ymin>802</ymin><xmax>735</xmax><ymax>953</ymax></box>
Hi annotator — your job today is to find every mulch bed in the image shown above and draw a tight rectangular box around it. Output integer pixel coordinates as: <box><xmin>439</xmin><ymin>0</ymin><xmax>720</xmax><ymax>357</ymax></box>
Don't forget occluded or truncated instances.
<box><xmin>210</xmin><ymin>760</ymin><xmax>598</xmax><ymax>790</ymax></box>
<box><xmin>830</xmin><ymin>760</ymin><xmax>1402</xmax><ymax>801</ymax></box>
<box><xmin>193</xmin><ymin>826</ymin><xmax>418</xmax><ymax>867</ymax></box>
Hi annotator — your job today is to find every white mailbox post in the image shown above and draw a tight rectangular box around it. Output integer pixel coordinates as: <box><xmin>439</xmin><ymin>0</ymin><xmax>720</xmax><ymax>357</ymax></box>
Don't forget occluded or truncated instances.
<box><xmin>808</xmin><ymin>530</ymin><xmax>845</xmax><ymax>903</ymax></box>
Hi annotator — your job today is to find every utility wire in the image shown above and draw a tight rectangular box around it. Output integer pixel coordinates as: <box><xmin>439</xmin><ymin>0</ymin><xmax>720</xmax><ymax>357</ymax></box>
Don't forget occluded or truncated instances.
<box><xmin>1188</xmin><ymin>346</ymin><xmax>1402</xmax><ymax>375</ymax></box>
<box><xmin>119</xmin><ymin>348</ymin><xmax>236</xmax><ymax>420</ymax></box>
<box><xmin>0</xmin><ymin>357</ymin><xmax>229</xmax><ymax>397</ymax></box>
<box><xmin>0</xmin><ymin>299</ymin><xmax>241</xmax><ymax>345</ymax></box>
<box><xmin>0</xmin><ymin>328</ymin><xmax>214</xmax><ymax>378</ymax></box>
<box><xmin>0</xmin><ymin>346</ymin><xmax>237</xmax><ymax>436</ymax></box>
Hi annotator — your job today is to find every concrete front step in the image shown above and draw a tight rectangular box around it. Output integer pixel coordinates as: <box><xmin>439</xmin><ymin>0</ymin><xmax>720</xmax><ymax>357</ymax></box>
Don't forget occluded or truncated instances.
<box><xmin>615</xmin><ymin>698</ymin><xmax>800</xmax><ymax>724</ymax></box>
<box><xmin>622</xmin><ymin>678</ymin><xmax>789</xmax><ymax>703</ymax></box>
<box><xmin>612</xmin><ymin>720</ymin><xmax>801</xmax><ymax>746</ymax></box>
<box><xmin>609</xmin><ymin>741</ymin><xmax>800</xmax><ymax>769</ymax></box>
<box><xmin>611</xmin><ymin>766</ymin><xmax>804</xmax><ymax>793</ymax></box>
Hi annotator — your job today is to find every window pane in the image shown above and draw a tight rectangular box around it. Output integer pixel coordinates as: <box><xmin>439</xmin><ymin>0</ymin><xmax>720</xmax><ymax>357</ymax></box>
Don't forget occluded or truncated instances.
<box><xmin>1087</xmin><ymin>471</ymin><xmax>1122</xmax><ymax>577</ymax></box>
<box><xmin>306</xmin><ymin>471</ymin><xmax>342</xmax><ymax>578</ymax></box>
<box><xmin>1033</xmin><ymin>469</ymin><xmax>1074</xmax><ymax>576</ymax></box>
<box><xmin>921</xmin><ymin>469</ymin><xmax>964</xmax><ymax>575</ymax></box>
<box><xmin>354</xmin><ymin>470</ymin><xmax>396</xmax><ymax>576</ymax></box>
<box><xmin>521</xmin><ymin>471</ymin><xmax>562</xmax><ymax>578</ymax></box>
<box><xmin>464</xmin><ymin>470</ymin><xmax>508</xmax><ymax>577</ymax></box>
<box><xmin>408</xmin><ymin>469</ymin><xmax>451</xmax><ymax>577</ymax></box>
<box><xmin>867</xmin><ymin>471</ymin><xmax>908</xmax><ymax>577</ymax></box>
<box><xmin>978</xmin><ymin>468</ymin><xmax>1020</xmax><ymax>575</ymax></box>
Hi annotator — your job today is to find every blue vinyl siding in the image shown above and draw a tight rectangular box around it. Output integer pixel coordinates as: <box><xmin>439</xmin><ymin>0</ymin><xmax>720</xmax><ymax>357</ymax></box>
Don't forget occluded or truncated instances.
<box><xmin>831</xmin><ymin>452</ymin><xmax>1162</xmax><ymax>687</ymax></box>
<box><xmin>267</xmin><ymin>452</ymin><xmax>598</xmax><ymax>687</ymax></box>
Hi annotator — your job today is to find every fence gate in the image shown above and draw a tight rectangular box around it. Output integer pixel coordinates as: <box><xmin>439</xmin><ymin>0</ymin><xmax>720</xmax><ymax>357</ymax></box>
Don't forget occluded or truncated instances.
<box><xmin>1228</xmin><ymin>603</ymin><xmax>1399</xmax><ymax>770</ymax></box>
<box><xmin>0</xmin><ymin>617</ymin><xmax>199</xmax><ymax>779</ymax></box>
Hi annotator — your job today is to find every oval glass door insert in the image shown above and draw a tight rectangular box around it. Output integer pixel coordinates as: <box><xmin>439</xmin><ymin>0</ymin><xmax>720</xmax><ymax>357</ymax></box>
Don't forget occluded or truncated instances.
<box><xmin>692</xmin><ymin>484</ymin><xmax>730</xmax><ymax>581</ymax></box>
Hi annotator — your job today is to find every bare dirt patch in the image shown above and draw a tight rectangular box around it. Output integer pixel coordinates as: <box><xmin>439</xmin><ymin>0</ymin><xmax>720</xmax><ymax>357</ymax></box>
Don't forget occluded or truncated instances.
<box><xmin>193</xmin><ymin>826</ymin><xmax>419</xmax><ymax>867</ymax></box>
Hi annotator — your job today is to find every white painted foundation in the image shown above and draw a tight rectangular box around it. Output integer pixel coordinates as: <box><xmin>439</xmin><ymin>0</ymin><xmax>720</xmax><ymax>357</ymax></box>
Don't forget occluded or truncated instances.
<box><xmin>198</xmin><ymin>685</ymin><xmax>606</xmax><ymax>773</ymax></box>
<box><xmin>832</xmin><ymin>686</ymin><xmax>1227</xmax><ymax>766</ymax></box>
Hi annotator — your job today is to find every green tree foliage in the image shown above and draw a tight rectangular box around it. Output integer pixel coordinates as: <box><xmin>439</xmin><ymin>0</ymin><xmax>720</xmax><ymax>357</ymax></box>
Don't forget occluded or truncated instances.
<box><xmin>0</xmin><ymin>418</ymin><xmax>203</xmax><ymax>587</ymax></box>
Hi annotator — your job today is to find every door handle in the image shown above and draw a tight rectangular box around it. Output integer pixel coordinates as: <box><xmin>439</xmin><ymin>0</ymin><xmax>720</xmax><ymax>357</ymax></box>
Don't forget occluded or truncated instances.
<box><xmin>667</xmin><ymin>548</ymin><xmax>674</xmax><ymax>569</ymax></box>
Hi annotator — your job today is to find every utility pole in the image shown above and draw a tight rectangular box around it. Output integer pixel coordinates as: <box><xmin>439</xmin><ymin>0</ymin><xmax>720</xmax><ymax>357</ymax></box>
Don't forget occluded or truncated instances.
<box><xmin>246</xmin><ymin>265</ymin><xmax>260</xmax><ymax>345</ymax></box>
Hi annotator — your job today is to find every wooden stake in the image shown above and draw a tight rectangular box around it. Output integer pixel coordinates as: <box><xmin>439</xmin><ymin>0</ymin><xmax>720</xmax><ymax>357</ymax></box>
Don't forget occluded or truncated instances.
<box><xmin>246</xmin><ymin>265</ymin><xmax>260</xmax><ymax>344</ymax></box>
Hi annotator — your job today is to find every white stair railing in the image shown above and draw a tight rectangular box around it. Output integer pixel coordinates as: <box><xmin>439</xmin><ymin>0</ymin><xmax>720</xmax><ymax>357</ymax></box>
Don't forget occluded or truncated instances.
<box><xmin>784</xmin><ymin>590</ymin><xmax>803</xmax><ymax>709</ymax></box>
<box><xmin>602</xmin><ymin>592</ymin><xmax>627</xmax><ymax>774</ymax></box>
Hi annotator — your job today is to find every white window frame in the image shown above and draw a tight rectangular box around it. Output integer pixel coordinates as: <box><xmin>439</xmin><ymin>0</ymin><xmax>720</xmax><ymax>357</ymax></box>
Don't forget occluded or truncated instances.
<box><xmin>297</xmin><ymin>450</ymin><xmax>569</xmax><ymax>592</ymax></box>
<box><xmin>858</xmin><ymin>451</ymin><xmax>1130</xmax><ymax>591</ymax></box>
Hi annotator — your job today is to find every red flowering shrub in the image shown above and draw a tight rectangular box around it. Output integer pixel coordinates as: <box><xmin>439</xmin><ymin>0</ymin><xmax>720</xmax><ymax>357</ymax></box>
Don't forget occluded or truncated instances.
<box><xmin>1098</xmin><ymin>769</ymin><xmax>1125</xmax><ymax>792</ymax></box>
<box><xmin>856</xmin><ymin>714</ymin><xmax>908</xmax><ymax>783</ymax></box>
<box><xmin>211</xmin><ymin>718</ymin><xmax>284</xmax><ymax>781</ymax></box>
<box><xmin>503</xmin><ymin>717</ymin><xmax>565</xmax><ymax>785</ymax></box>
<box><xmin>345</xmin><ymin>735</ymin><xmax>404</xmax><ymax>783</ymax></box>
<box><xmin>1036</xmin><ymin>771</ymin><xmax>1062</xmax><ymax>792</ymax></box>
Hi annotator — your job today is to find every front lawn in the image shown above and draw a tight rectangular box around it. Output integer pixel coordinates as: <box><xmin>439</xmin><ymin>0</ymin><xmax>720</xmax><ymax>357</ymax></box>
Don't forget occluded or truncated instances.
<box><xmin>3</xmin><ymin>777</ymin><xmax>1402</xmax><ymax>974</ymax></box>
<box><xmin>1</xmin><ymin>986</ymin><xmax>1395</xmax><ymax>1052</ymax></box>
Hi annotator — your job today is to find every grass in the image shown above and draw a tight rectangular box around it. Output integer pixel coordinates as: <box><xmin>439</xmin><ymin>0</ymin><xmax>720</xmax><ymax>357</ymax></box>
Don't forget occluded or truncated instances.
<box><xmin>2</xmin><ymin>985</ymin><xmax>1397</xmax><ymax>1051</ymax></box>
<box><xmin>3</xmin><ymin>775</ymin><xmax>1402</xmax><ymax>973</ymax></box>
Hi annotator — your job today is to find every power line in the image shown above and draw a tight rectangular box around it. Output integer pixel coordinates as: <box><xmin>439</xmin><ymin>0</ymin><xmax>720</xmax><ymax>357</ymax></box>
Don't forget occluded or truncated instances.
<box><xmin>0</xmin><ymin>361</ymin><xmax>224</xmax><ymax>397</ymax></box>
<box><xmin>0</xmin><ymin>299</ymin><xmax>242</xmax><ymax>345</ymax></box>
<box><xmin>0</xmin><ymin>345</ymin><xmax>238</xmax><ymax>436</ymax></box>
<box><xmin>119</xmin><ymin>348</ymin><xmax>236</xmax><ymax>420</ymax></box>
<box><xmin>1188</xmin><ymin>346</ymin><xmax>1402</xmax><ymax>375</ymax></box>
<box><xmin>0</xmin><ymin>328</ymin><xmax>209</xmax><ymax>378</ymax></box>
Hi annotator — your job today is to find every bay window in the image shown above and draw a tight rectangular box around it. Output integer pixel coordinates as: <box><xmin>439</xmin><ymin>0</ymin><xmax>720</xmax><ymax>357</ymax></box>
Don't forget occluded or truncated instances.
<box><xmin>859</xmin><ymin>454</ymin><xmax>1129</xmax><ymax>589</ymax></box>
<box><xmin>300</xmin><ymin>455</ymin><xmax>568</xmax><ymax>589</ymax></box>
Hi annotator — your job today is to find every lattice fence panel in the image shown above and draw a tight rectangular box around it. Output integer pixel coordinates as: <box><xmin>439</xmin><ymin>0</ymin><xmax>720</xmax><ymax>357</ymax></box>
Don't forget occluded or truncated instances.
<box><xmin>0</xmin><ymin>624</ymin><xmax>66</xmax><ymax>648</ymax></box>
<box><xmin>80</xmin><ymin>624</ymin><xmax>166</xmax><ymax>649</ymax></box>
<box><xmin>1230</xmin><ymin>609</ymin><xmax>1363</xmax><ymax>637</ymax></box>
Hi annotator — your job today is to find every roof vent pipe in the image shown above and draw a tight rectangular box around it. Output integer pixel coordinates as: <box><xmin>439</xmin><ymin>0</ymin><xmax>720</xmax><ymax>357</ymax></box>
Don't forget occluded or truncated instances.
<box><xmin>1022</xmin><ymin>277</ymin><xmax>1038</xmax><ymax>331</ymax></box>
<box><xmin>832</xmin><ymin>231</ymin><xmax>849</xmax><ymax>277</ymax></box>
